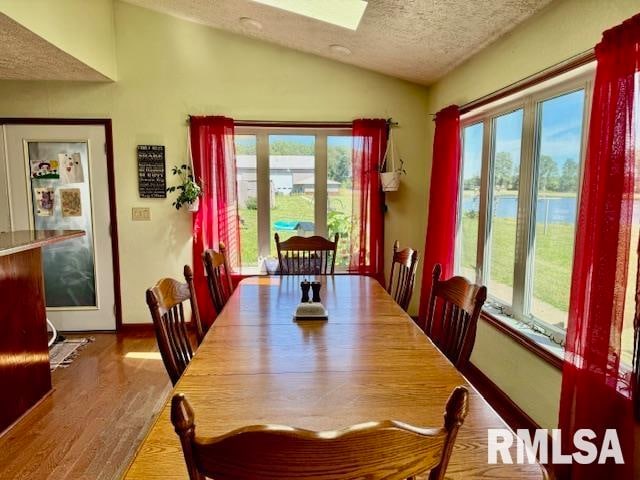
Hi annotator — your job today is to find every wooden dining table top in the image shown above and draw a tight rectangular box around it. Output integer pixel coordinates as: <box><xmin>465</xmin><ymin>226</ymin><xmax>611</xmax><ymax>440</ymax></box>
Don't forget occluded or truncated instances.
<box><xmin>123</xmin><ymin>275</ymin><xmax>546</xmax><ymax>479</ymax></box>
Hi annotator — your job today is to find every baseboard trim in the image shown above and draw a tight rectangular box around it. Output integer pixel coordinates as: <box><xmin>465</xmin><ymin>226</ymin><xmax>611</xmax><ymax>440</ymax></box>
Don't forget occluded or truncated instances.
<box><xmin>463</xmin><ymin>362</ymin><xmax>541</xmax><ymax>431</ymax></box>
<box><xmin>463</xmin><ymin>362</ymin><xmax>554</xmax><ymax>479</ymax></box>
<box><xmin>119</xmin><ymin>323</ymin><xmax>155</xmax><ymax>333</ymax></box>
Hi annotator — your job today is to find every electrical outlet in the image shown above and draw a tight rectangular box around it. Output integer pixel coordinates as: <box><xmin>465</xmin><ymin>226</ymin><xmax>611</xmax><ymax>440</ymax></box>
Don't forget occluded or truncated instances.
<box><xmin>132</xmin><ymin>207</ymin><xmax>151</xmax><ymax>221</ymax></box>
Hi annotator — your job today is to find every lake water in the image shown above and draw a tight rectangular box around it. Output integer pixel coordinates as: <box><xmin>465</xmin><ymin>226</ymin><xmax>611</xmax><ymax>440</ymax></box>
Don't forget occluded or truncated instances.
<box><xmin>462</xmin><ymin>195</ymin><xmax>640</xmax><ymax>224</ymax></box>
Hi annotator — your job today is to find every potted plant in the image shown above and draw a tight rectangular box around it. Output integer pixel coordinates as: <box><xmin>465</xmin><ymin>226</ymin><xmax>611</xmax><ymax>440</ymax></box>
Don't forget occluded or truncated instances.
<box><xmin>167</xmin><ymin>164</ymin><xmax>202</xmax><ymax>212</ymax></box>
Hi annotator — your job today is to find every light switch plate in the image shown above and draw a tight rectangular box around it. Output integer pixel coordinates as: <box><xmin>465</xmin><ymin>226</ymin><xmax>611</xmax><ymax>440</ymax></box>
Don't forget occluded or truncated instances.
<box><xmin>132</xmin><ymin>207</ymin><xmax>151</xmax><ymax>221</ymax></box>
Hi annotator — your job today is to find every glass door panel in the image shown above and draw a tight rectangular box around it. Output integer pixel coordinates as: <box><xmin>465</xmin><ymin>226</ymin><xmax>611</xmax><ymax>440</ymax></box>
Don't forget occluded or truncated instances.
<box><xmin>269</xmin><ymin>134</ymin><xmax>316</xmax><ymax>255</ymax></box>
<box><xmin>234</xmin><ymin>135</ymin><xmax>259</xmax><ymax>267</ymax></box>
<box><xmin>327</xmin><ymin>135</ymin><xmax>352</xmax><ymax>269</ymax></box>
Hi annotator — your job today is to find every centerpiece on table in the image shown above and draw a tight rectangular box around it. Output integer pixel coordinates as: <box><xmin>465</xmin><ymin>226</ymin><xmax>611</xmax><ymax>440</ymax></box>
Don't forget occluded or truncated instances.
<box><xmin>294</xmin><ymin>280</ymin><xmax>328</xmax><ymax>320</ymax></box>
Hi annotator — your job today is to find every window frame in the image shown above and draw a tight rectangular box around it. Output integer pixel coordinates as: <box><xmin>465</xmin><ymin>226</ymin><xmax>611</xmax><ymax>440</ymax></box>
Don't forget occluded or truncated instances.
<box><xmin>235</xmin><ymin>126</ymin><xmax>352</xmax><ymax>267</ymax></box>
<box><xmin>457</xmin><ymin>71</ymin><xmax>594</xmax><ymax>348</ymax></box>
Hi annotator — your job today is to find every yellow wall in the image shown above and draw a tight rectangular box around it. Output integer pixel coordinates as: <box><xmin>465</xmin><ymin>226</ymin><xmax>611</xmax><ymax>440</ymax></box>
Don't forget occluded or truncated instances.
<box><xmin>0</xmin><ymin>1</ymin><xmax>430</xmax><ymax>328</ymax></box>
<box><xmin>0</xmin><ymin>0</ymin><xmax>117</xmax><ymax>79</ymax></box>
<box><xmin>424</xmin><ymin>0</ymin><xmax>639</xmax><ymax>429</ymax></box>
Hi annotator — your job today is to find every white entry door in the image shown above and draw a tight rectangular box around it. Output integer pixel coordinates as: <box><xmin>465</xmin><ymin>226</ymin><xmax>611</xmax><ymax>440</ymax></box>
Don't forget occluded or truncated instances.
<box><xmin>1</xmin><ymin>124</ymin><xmax>116</xmax><ymax>331</ymax></box>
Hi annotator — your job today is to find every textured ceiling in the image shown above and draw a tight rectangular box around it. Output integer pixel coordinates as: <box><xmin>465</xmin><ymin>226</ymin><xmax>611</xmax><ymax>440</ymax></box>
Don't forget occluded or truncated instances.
<box><xmin>0</xmin><ymin>13</ymin><xmax>108</xmax><ymax>81</ymax></box>
<box><xmin>123</xmin><ymin>0</ymin><xmax>553</xmax><ymax>85</ymax></box>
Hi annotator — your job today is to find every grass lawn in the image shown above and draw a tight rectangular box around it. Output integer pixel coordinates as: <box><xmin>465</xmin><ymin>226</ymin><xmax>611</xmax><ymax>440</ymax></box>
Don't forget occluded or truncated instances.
<box><xmin>462</xmin><ymin>216</ymin><xmax>574</xmax><ymax>313</ymax></box>
<box><xmin>238</xmin><ymin>190</ymin><xmax>352</xmax><ymax>266</ymax></box>
<box><xmin>461</xmin><ymin>216</ymin><xmax>636</xmax><ymax>364</ymax></box>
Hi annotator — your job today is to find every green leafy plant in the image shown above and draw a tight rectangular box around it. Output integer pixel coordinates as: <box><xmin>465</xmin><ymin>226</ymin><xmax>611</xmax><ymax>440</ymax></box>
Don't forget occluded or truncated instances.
<box><xmin>245</xmin><ymin>197</ymin><xmax>258</xmax><ymax>210</ymax></box>
<box><xmin>166</xmin><ymin>164</ymin><xmax>202</xmax><ymax>210</ymax></box>
<box><xmin>327</xmin><ymin>210</ymin><xmax>351</xmax><ymax>239</ymax></box>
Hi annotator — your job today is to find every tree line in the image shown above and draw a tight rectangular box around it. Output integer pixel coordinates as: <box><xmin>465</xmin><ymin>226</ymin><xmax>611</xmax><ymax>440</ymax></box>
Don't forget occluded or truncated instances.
<box><xmin>236</xmin><ymin>140</ymin><xmax>352</xmax><ymax>186</ymax></box>
<box><xmin>464</xmin><ymin>151</ymin><xmax>579</xmax><ymax>193</ymax></box>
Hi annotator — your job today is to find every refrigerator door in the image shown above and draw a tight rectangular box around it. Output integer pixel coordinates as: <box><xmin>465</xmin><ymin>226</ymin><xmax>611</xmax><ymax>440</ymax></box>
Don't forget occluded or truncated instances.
<box><xmin>4</xmin><ymin>124</ymin><xmax>116</xmax><ymax>331</ymax></box>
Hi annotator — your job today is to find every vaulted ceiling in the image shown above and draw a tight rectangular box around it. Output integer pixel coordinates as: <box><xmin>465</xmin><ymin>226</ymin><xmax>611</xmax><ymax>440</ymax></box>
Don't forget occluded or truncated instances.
<box><xmin>123</xmin><ymin>0</ymin><xmax>553</xmax><ymax>85</ymax></box>
<box><xmin>0</xmin><ymin>13</ymin><xmax>108</xmax><ymax>81</ymax></box>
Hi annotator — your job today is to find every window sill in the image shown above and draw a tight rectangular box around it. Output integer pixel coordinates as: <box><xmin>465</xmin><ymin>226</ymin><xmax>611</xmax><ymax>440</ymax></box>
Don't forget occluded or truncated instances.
<box><xmin>480</xmin><ymin>309</ymin><xmax>564</xmax><ymax>370</ymax></box>
<box><xmin>233</xmin><ymin>267</ymin><xmax>352</xmax><ymax>276</ymax></box>
<box><xmin>233</xmin><ymin>266</ymin><xmax>262</xmax><ymax>276</ymax></box>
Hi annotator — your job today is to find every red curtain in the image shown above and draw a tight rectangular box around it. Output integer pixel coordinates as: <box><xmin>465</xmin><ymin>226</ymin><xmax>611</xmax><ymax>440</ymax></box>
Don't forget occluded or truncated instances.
<box><xmin>189</xmin><ymin>116</ymin><xmax>240</xmax><ymax>325</ymax></box>
<box><xmin>348</xmin><ymin>119</ymin><xmax>388</xmax><ymax>285</ymax></box>
<box><xmin>558</xmin><ymin>14</ymin><xmax>640</xmax><ymax>480</ymax></box>
<box><xmin>417</xmin><ymin>105</ymin><xmax>461</xmax><ymax>332</ymax></box>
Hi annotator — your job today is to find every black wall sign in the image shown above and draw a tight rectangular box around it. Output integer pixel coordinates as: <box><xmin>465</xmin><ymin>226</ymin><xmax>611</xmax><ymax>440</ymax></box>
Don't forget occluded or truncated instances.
<box><xmin>137</xmin><ymin>145</ymin><xmax>166</xmax><ymax>198</ymax></box>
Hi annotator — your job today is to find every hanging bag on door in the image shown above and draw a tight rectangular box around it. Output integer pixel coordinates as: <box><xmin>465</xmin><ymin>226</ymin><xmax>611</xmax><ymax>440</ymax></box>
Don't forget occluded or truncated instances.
<box><xmin>379</xmin><ymin>129</ymin><xmax>402</xmax><ymax>192</ymax></box>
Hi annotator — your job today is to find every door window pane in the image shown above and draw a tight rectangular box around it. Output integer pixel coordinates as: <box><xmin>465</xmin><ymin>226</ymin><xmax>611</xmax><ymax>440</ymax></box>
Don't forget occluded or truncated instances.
<box><xmin>269</xmin><ymin>135</ymin><xmax>315</xmax><ymax>255</ymax></box>
<box><xmin>235</xmin><ymin>135</ymin><xmax>258</xmax><ymax>267</ymax></box>
<box><xmin>459</xmin><ymin>123</ymin><xmax>483</xmax><ymax>280</ymax></box>
<box><xmin>488</xmin><ymin>109</ymin><xmax>523</xmax><ymax>305</ymax></box>
<box><xmin>531</xmin><ymin>90</ymin><xmax>585</xmax><ymax>328</ymax></box>
<box><xmin>327</xmin><ymin>135</ymin><xmax>353</xmax><ymax>269</ymax></box>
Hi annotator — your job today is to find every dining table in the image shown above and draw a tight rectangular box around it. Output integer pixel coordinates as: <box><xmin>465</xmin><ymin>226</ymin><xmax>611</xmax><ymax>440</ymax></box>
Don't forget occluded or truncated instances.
<box><xmin>123</xmin><ymin>275</ymin><xmax>546</xmax><ymax>479</ymax></box>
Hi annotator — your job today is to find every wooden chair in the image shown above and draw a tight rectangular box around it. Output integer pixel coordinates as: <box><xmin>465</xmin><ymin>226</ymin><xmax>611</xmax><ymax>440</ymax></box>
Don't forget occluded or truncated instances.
<box><xmin>146</xmin><ymin>265</ymin><xmax>204</xmax><ymax>386</ymax></box>
<box><xmin>202</xmin><ymin>242</ymin><xmax>233</xmax><ymax>313</ymax></box>
<box><xmin>171</xmin><ymin>385</ymin><xmax>469</xmax><ymax>480</ymax></box>
<box><xmin>424</xmin><ymin>264</ymin><xmax>487</xmax><ymax>369</ymax></box>
<box><xmin>388</xmin><ymin>240</ymin><xmax>418</xmax><ymax>311</ymax></box>
<box><xmin>274</xmin><ymin>232</ymin><xmax>339</xmax><ymax>275</ymax></box>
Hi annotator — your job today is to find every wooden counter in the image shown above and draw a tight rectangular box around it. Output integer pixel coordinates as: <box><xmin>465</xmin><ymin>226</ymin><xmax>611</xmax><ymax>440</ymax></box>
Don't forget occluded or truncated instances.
<box><xmin>0</xmin><ymin>230</ymin><xmax>84</xmax><ymax>433</ymax></box>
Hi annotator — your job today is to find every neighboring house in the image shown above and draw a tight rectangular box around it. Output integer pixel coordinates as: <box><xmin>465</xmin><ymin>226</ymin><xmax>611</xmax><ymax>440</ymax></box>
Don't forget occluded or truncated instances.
<box><xmin>237</xmin><ymin>154</ymin><xmax>329</xmax><ymax>206</ymax></box>
<box><xmin>292</xmin><ymin>175</ymin><xmax>341</xmax><ymax>194</ymax></box>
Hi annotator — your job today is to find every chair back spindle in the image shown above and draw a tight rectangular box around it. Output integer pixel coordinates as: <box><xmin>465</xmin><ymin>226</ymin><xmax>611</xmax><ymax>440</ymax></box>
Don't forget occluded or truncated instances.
<box><xmin>203</xmin><ymin>242</ymin><xmax>234</xmax><ymax>313</ymax></box>
<box><xmin>424</xmin><ymin>264</ymin><xmax>487</xmax><ymax>369</ymax></box>
<box><xmin>146</xmin><ymin>265</ymin><xmax>204</xmax><ymax>385</ymax></box>
<box><xmin>171</xmin><ymin>386</ymin><xmax>469</xmax><ymax>480</ymax></box>
<box><xmin>275</xmin><ymin>233</ymin><xmax>339</xmax><ymax>275</ymax></box>
<box><xmin>387</xmin><ymin>240</ymin><xmax>418</xmax><ymax>311</ymax></box>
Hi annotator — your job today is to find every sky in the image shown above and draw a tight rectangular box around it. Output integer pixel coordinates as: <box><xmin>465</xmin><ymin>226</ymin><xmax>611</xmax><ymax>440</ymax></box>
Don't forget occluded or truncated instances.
<box><xmin>462</xmin><ymin>89</ymin><xmax>586</xmax><ymax>181</ymax></box>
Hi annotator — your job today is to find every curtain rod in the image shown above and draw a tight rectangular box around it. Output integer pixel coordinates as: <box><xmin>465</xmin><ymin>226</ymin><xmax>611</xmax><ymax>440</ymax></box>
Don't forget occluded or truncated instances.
<box><xmin>426</xmin><ymin>49</ymin><xmax>596</xmax><ymax>118</ymax></box>
<box><xmin>459</xmin><ymin>49</ymin><xmax>595</xmax><ymax>114</ymax></box>
<box><xmin>186</xmin><ymin>117</ymin><xmax>399</xmax><ymax>128</ymax></box>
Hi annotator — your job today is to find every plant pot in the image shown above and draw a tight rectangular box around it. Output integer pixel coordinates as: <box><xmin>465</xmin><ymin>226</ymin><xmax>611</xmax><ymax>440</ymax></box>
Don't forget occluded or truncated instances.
<box><xmin>187</xmin><ymin>197</ymin><xmax>200</xmax><ymax>212</ymax></box>
<box><xmin>380</xmin><ymin>171</ymin><xmax>401</xmax><ymax>192</ymax></box>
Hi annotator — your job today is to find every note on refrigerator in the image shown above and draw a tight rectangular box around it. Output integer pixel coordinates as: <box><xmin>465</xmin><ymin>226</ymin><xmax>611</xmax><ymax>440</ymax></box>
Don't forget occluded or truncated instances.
<box><xmin>30</xmin><ymin>159</ymin><xmax>60</xmax><ymax>179</ymax></box>
<box><xmin>60</xmin><ymin>188</ymin><xmax>82</xmax><ymax>217</ymax></box>
<box><xmin>34</xmin><ymin>187</ymin><xmax>55</xmax><ymax>216</ymax></box>
<box><xmin>59</xmin><ymin>152</ymin><xmax>84</xmax><ymax>184</ymax></box>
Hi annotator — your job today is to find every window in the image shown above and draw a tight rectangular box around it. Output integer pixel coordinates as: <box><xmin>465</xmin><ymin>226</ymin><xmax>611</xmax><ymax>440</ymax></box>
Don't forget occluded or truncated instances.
<box><xmin>456</xmin><ymin>74</ymin><xmax>592</xmax><ymax>348</ymax></box>
<box><xmin>487</xmin><ymin>109</ymin><xmax>523</xmax><ymax>306</ymax></box>
<box><xmin>269</xmin><ymin>134</ymin><xmax>316</xmax><ymax>255</ymax></box>
<box><xmin>458</xmin><ymin>123</ymin><xmax>483</xmax><ymax>280</ymax></box>
<box><xmin>621</xmin><ymin>72</ymin><xmax>640</xmax><ymax>366</ymax></box>
<box><xmin>235</xmin><ymin>135</ymin><xmax>258</xmax><ymax>266</ymax></box>
<box><xmin>327</xmin><ymin>135</ymin><xmax>353</xmax><ymax>267</ymax></box>
<box><xmin>234</xmin><ymin>127</ymin><xmax>352</xmax><ymax>271</ymax></box>
<box><xmin>530</xmin><ymin>90</ymin><xmax>585</xmax><ymax>330</ymax></box>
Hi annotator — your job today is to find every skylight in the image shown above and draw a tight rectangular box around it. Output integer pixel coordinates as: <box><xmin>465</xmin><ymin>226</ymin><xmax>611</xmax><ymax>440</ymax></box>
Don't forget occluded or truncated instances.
<box><xmin>251</xmin><ymin>0</ymin><xmax>368</xmax><ymax>30</ymax></box>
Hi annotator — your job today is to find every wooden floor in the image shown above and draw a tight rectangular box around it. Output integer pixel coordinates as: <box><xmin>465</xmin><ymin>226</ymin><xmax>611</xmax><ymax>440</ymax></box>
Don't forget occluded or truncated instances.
<box><xmin>0</xmin><ymin>331</ymin><xmax>171</xmax><ymax>480</ymax></box>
